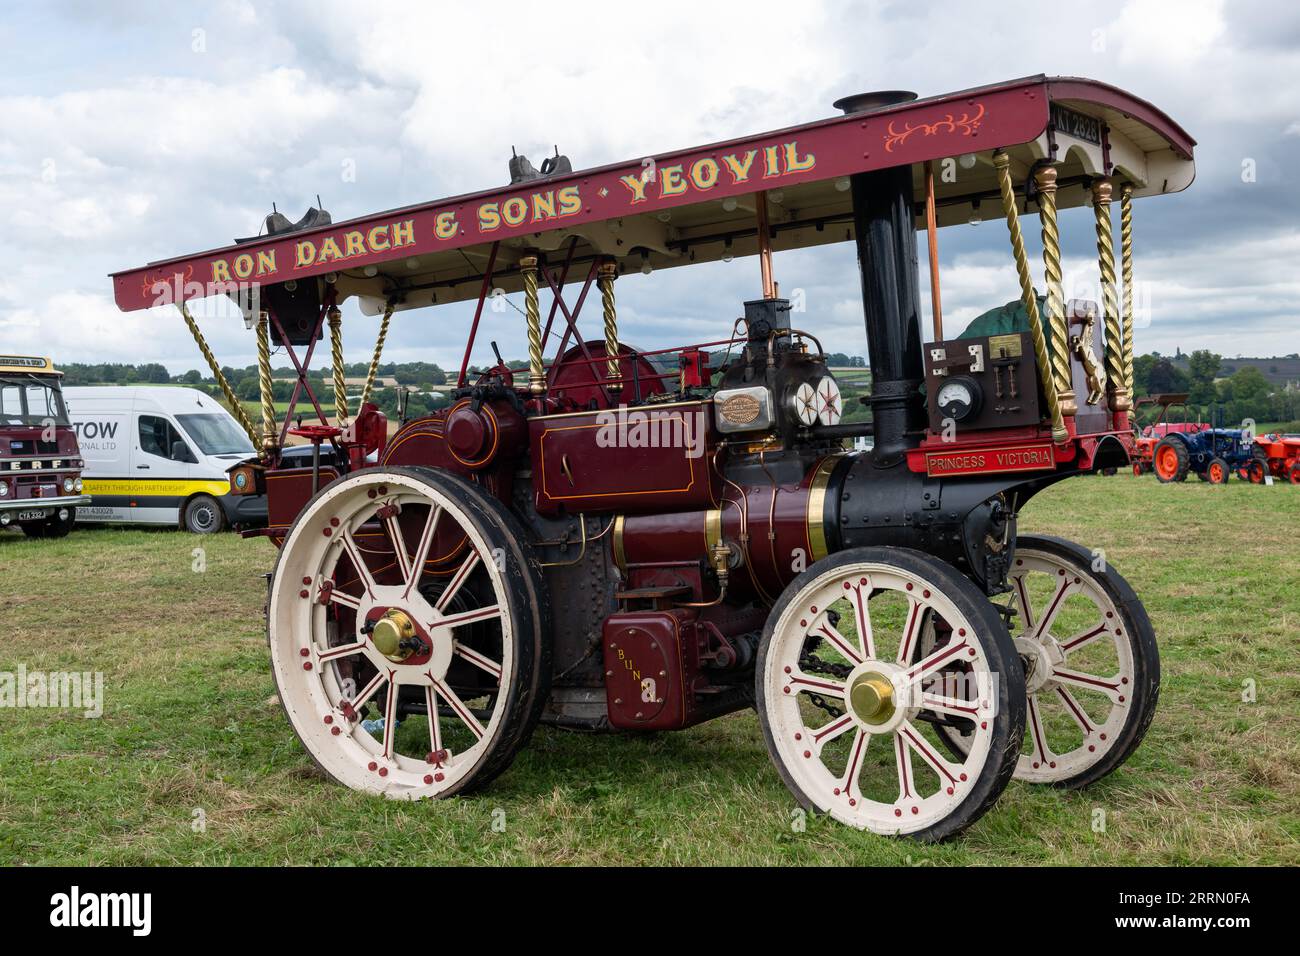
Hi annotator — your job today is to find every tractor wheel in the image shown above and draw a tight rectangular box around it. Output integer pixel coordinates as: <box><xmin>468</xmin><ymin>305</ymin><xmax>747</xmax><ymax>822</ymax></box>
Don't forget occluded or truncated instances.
<box><xmin>756</xmin><ymin>546</ymin><xmax>1025</xmax><ymax>841</ymax></box>
<box><xmin>268</xmin><ymin>466</ymin><xmax>551</xmax><ymax>798</ymax></box>
<box><xmin>930</xmin><ymin>535</ymin><xmax>1159</xmax><ymax>789</ymax></box>
<box><xmin>1289</xmin><ymin>462</ymin><xmax>1300</xmax><ymax>484</ymax></box>
<box><xmin>1245</xmin><ymin>458</ymin><xmax>1267</xmax><ymax>484</ymax></box>
<box><xmin>1206</xmin><ymin>458</ymin><xmax>1229</xmax><ymax>484</ymax></box>
<box><xmin>1153</xmin><ymin>438</ymin><xmax>1189</xmax><ymax>483</ymax></box>
<box><xmin>1131</xmin><ymin>462</ymin><xmax>1144</xmax><ymax>477</ymax></box>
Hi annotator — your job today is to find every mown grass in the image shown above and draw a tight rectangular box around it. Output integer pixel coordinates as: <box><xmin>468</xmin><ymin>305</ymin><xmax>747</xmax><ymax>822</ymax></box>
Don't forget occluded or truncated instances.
<box><xmin>1</xmin><ymin>474</ymin><xmax>1296</xmax><ymax>866</ymax></box>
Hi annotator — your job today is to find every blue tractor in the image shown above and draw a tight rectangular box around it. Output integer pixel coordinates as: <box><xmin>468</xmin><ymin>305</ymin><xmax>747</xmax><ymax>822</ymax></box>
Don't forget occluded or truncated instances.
<box><xmin>1145</xmin><ymin>399</ymin><xmax>1255</xmax><ymax>484</ymax></box>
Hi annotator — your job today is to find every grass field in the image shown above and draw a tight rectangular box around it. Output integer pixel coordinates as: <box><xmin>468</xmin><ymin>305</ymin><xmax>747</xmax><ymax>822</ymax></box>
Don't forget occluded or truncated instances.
<box><xmin>1</xmin><ymin>475</ymin><xmax>1297</xmax><ymax>866</ymax></box>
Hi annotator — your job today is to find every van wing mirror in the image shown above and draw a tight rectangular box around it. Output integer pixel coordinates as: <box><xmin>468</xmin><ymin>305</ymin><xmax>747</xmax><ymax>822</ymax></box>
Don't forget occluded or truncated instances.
<box><xmin>171</xmin><ymin>440</ymin><xmax>197</xmax><ymax>464</ymax></box>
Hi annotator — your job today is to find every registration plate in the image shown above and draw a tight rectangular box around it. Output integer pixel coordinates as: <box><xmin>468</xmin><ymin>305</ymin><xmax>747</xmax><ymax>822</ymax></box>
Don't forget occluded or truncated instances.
<box><xmin>17</xmin><ymin>510</ymin><xmax>49</xmax><ymax>521</ymax></box>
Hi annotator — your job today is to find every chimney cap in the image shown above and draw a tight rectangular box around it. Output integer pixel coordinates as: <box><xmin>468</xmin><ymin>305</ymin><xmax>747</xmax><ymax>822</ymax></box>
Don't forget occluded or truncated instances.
<box><xmin>832</xmin><ymin>91</ymin><xmax>919</xmax><ymax>114</ymax></box>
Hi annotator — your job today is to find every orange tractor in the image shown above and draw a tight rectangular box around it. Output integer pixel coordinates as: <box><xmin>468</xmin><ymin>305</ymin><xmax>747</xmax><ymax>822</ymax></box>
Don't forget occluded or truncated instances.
<box><xmin>1248</xmin><ymin>433</ymin><xmax>1300</xmax><ymax>484</ymax></box>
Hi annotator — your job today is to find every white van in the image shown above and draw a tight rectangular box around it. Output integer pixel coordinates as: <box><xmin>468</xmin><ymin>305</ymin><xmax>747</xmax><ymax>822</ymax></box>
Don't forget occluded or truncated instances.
<box><xmin>63</xmin><ymin>386</ymin><xmax>266</xmax><ymax>532</ymax></box>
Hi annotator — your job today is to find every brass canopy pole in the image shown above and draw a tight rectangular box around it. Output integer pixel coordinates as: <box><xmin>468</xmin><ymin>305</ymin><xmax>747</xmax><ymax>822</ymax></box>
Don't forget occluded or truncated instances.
<box><xmin>1091</xmin><ymin>179</ymin><xmax>1128</xmax><ymax>412</ymax></box>
<box><xmin>328</xmin><ymin>305</ymin><xmax>348</xmax><ymax>427</ymax></box>
<box><xmin>755</xmin><ymin>190</ymin><xmax>776</xmax><ymax>299</ymax></box>
<box><xmin>255</xmin><ymin>311</ymin><xmax>277</xmax><ymax>455</ymax></box>
<box><xmin>176</xmin><ymin>302</ymin><xmax>260</xmax><ymax>448</ymax></box>
<box><xmin>597</xmin><ymin>258</ymin><xmax>622</xmax><ymax>394</ymax></box>
<box><xmin>1120</xmin><ymin>183</ymin><xmax>1136</xmax><ymax>395</ymax></box>
<box><xmin>521</xmin><ymin>254</ymin><xmax>546</xmax><ymax>395</ymax></box>
<box><xmin>992</xmin><ymin>152</ymin><xmax>1067</xmax><ymax>444</ymax></box>
<box><xmin>1034</xmin><ymin>163</ymin><xmax>1077</xmax><ymax>420</ymax></box>
<box><xmin>360</xmin><ymin>300</ymin><xmax>395</xmax><ymax>408</ymax></box>
<box><xmin>924</xmin><ymin>161</ymin><xmax>943</xmax><ymax>341</ymax></box>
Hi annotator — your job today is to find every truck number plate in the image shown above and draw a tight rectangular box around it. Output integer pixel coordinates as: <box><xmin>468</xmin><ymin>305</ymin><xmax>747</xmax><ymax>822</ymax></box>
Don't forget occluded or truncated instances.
<box><xmin>17</xmin><ymin>510</ymin><xmax>49</xmax><ymax>521</ymax></box>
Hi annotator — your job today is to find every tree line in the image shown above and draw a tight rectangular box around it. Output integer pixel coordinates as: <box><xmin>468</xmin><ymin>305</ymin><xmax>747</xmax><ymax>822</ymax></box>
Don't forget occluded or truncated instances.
<box><xmin>1133</xmin><ymin>350</ymin><xmax>1299</xmax><ymax>428</ymax></box>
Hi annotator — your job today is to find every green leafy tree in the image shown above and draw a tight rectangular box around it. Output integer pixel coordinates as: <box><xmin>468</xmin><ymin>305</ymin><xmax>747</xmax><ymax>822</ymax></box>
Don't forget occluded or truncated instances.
<box><xmin>1186</xmin><ymin>350</ymin><xmax>1221</xmax><ymax>405</ymax></box>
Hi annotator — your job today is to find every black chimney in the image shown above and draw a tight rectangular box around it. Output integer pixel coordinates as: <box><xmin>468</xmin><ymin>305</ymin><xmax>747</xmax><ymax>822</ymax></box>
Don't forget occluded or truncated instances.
<box><xmin>836</xmin><ymin>91</ymin><xmax>926</xmax><ymax>467</ymax></box>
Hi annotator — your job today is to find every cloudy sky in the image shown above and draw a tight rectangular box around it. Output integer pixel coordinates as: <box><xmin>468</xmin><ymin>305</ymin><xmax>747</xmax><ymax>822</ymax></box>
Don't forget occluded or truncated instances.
<box><xmin>1</xmin><ymin>0</ymin><xmax>1297</xmax><ymax>375</ymax></box>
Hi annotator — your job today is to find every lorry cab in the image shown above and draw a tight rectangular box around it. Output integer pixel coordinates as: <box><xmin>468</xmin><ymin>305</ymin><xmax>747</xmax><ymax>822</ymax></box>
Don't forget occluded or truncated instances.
<box><xmin>0</xmin><ymin>354</ymin><xmax>91</xmax><ymax>537</ymax></box>
<box><xmin>63</xmin><ymin>386</ymin><xmax>265</xmax><ymax>532</ymax></box>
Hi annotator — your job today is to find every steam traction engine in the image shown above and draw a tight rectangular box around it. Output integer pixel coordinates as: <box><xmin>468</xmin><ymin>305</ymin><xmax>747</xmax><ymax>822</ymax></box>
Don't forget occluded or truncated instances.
<box><xmin>112</xmin><ymin>76</ymin><xmax>1192</xmax><ymax>839</ymax></box>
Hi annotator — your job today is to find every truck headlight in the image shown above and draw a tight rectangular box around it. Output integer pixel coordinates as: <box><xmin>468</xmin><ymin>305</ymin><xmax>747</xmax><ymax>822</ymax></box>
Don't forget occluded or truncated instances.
<box><xmin>0</xmin><ymin>481</ymin><xmax>8</xmax><ymax>497</ymax></box>
<box><xmin>75</xmin><ymin>478</ymin><xmax>83</xmax><ymax>493</ymax></box>
<box><xmin>63</xmin><ymin>477</ymin><xmax>75</xmax><ymax>494</ymax></box>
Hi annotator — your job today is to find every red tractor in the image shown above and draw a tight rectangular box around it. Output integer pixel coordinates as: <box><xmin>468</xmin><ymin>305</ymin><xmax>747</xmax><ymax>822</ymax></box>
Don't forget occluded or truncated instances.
<box><xmin>111</xmin><ymin>76</ymin><xmax>1191</xmax><ymax>839</ymax></box>
<box><xmin>1249</xmin><ymin>432</ymin><xmax>1300</xmax><ymax>484</ymax></box>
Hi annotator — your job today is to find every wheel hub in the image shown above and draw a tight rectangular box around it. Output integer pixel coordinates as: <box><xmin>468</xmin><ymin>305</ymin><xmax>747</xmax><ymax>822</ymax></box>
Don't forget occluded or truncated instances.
<box><xmin>1014</xmin><ymin>634</ymin><xmax>1065</xmax><ymax>694</ymax></box>
<box><xmin>849</xmin><ymin>672</ymin><xmax>895</xmax><ymax>725</ymax></box>
<box><xmin>371</xmin><ymin>608</ymin><xmax>422</xmax><ymax>662</ymax></box>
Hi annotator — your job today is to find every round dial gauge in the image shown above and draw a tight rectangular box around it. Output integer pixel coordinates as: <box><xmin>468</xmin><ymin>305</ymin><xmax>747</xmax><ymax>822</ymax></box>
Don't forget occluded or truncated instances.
<box><xmin>792</xmin><ymin>382</ymin><xmax>818</xmax><ymax>426</ymax></box>
<box><xmin>813</xmin><ymin>377</ymin><xmax>842</xmax><ymax>426</ymax></box>
<box><xmin>936</xmin><ymin>377</ymin><xmax>981</xmax><ymax>421</ymax></box>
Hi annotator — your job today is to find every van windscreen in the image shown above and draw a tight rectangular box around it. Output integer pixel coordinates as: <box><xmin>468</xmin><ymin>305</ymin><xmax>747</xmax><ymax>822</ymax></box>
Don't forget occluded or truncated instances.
<box><xmin>175</xmin><ymin>413</ymin><xmax>254</xmax><ymax>456</ymax></box>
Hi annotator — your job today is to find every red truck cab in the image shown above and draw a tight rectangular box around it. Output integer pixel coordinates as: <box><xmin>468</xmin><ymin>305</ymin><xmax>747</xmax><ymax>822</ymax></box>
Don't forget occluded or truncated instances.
<box><xmin>0</xmin><ymin>355</ymin><xmax>91</xmax><ymax>537</ymax></box>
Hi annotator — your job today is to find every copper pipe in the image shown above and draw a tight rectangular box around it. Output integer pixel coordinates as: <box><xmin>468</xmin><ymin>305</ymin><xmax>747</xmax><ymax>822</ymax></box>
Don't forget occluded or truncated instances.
<box><xmin>755</xmin><ymin>190</ymin><xmax>776</xmax><ymax>299</ymax></box>
<box><xmin>924</xmin><ymin>161</ymin><xmax>943</xmax><ymax>341</ymax></box>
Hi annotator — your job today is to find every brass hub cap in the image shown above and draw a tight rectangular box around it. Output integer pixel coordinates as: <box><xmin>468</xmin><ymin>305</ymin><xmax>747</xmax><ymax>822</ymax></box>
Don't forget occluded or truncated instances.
<box><xmin>849</xmin><ymin>672</ymin><xmax>895</xmax><ymax>725</ymax></box>
<box><xmin>372</xmin><ymin>609</ymin><xmax>418</xmax><ymax>662</ymax></box>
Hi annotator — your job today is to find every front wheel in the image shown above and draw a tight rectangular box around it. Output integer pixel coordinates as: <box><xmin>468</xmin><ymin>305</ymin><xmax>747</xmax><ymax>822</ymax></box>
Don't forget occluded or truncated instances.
<box><xmin>756</xmin><ymin>547</ymin><xmax>1025</xmax><ymax>841</ymax></box>
<box><xmin>1153</xmin><ymin>438</ymin><xmax>1189</xmax><ymax>483</ymax></box>
<box><xmin>183</xmin><ymin>494</ymin><xmax>226</xmax><ymax>534</ymax></box>
<box><xmin>20</xmin><ymin>507</ymin><xmax>75</xmax><ymax>538</ymax></box>
<box><xmin>934</xmin><ymin>535</ymin><xmax>1159</xmax><ymax>789</ymax></box>
<box><xmin>1206</xmin><ymin>458</ymin><xmax>1229</xmax><ymax>484</ymax></box>
<box><xmin>268</xmin><ymin>466</ymin><xmax>550</xmax><ymax>798</ymax></box>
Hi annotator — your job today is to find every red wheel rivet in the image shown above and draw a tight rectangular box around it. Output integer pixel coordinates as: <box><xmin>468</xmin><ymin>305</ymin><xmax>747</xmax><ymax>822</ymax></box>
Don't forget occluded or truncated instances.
<box><xmin>368</xmin><ymin>489</ymin><xmax>377</xmax><ymax>499</ymax></box>
<box><xmin>1118</xmin><ymin>695</ymin><xmax>1125</xmax><ymax>703</ymax></box>
<box><xmin>922</xmin><ymin>589</ymin><xmax>930</xmax><ymax>598</ymax></box>
<box><xmin>849</xmin><ymin>798</ymin><xmax>856</xmax><ymax>807</ymax></box>
<box><xmin>378</xmin><ymin>486</ymin><xmax>388</xmax><ymax>495</ymax></box>
<box><xmin>299</xmin><ymin>648</ymin><xmax>310</xmax><ymax>657</ymax></box>
<box><xmin>426</xmin><ymin>752</ymin><xmax>437</xmax><ymax>763</ymax></box>
<box><xmin>844</xmin><ymin>582</ymin><xmax>851</xmax><ymax>589</ymax></box>
<box><xmin>958</xmin><ymin>628</ymin><xmax>966</xmax><ymax>636</ymax></box>
<box><xmin>1099</xmin><ymin>733</ymin><xmax>1107</xmax><ymax>740</ymax></box>
<box><xmin>1033</xmin><ymin>762</ymin><xmax>1040</xmax><ymax>769</ymax></box>
<box><xmin>959</xmin><ymin>773</ymin><xmax>967</xmax><ymax>781</ymax></box>
<box><xmin>859</xmin><ymin>577</ymin><xmax>867</xmax><ymax>585</ymax></box>
<box><xmin>894</xmin><ymin>808</ymin><xmax>902</xmax><ymax>817</ymax></box>
<box><xmin>378</xmin><ymin>767</ymin><xmax>388</xmax><ymax>777</ymax></box>
<box><xmin>946</xmin><ymin>787</ymin><xmax>954</xmax><ymax>795</ymax></box>
<box><xmin>324</xmin><ymin>714</ymin><xmax>333</xmax><ymax>724</ymax></box>
<box><xmin>968</xmin><ymin>648</ymin><xmax>976</xmax><ymax>657</ymax></box>
<box><xmin>1121</xmin><ymin>677</ymin><xmax>1129</xmax><ymax>684</ymax></box>
<box><xmin>1088</xmin><ymin>744</ymin><xmax>1096</xmax><ymax>752</ymax></box>
<box><xmin>330</xmin><ymin>517</ymin><xmax>340</xmax><ymax>527</ymax></box>
<box><xmin>1106</xmin><ymin>611</ymin><xmax>1114</xmax><ymax>618</ymax></box>
<box><xmin>1016</xmin><ymin>559</ymin><xmax>1023</xmax><ymax>566</ymax></box>
<box><xmin>299</xmin><ymin>589</ymin><xmax>309</xmax><ymax>599</ymax></box>
<box><xmin>800</xmin><ymin>619</ymin><xmax>807</xmax><ymax>627</ymax></box>
<box><xmin>784</xmin><ymin>687</ymin><xmax>791</xmax><ymax>694</ymax></box>
<box><xmin>1058</xmin><ymin>569</ymin><xmax>1065</xmax><ymax>576</ymax></box>
<box><xmin>911</xmin><ymin>806</ymin><xmax>918</xmax><ymax>815</ymax></box>
<box><xmin>302</xmin><ymin>576</ymin><xmax>312</xmax><ymax>585</ymax></box>
<box><xmin>435</xmin><ymin>772</ymin><xmax>445</xmax><ymax>782</ymax></box>
<box><xmin>331</xmin><ymin>726</ymin><xmax>341</xmax><ymax>735</ymax></box>
<box><xmin>906</xmin><ymin>583</ymin><xmax>913</xmax><ymax>590</ymax></box>
<box><xmin>323</xmin><ymin>527</ymin><xmax>332</xmax><ymax>537</ymax></box>
<box><xmin>980</xmin><ymin>721</ymin><xmax>987</xmax><ymax>730</ymax></box>
<box><xmin>810</xmin><ymin>606</ymin><xmax>817</xmax><ymax>613</ymax></box>
<box><xmin>784</xmin><ymin>666</ymin><xmax>791</xmax><ymax>674</ymax></box>
<box><xmin>803</xmin><ymin>750</ymin><xmax>811</xmax><ymax>758</ymax></box>
<box><xmin>368</xmin><ymin>761</ymin><xmax>378</xmax><ymax>771</ymax></box>
<box><xmin>833</xmin><ymin>787</ymin><xmax>840</xmax><ymax>795</ymax></box>
<box><xmin>424</xmin><ymin>774</ymin><xmax>434</xmax><ymax>784</ymax></box>
<box><xmin>1049</xmin><ymin>761</ymin><xmax>1057</xmax><ymax>769</ymax></box>
<box><xmin>302</xmin><ymin>662</ymin><xmax>313</xmax><ymax>671</ymax></box>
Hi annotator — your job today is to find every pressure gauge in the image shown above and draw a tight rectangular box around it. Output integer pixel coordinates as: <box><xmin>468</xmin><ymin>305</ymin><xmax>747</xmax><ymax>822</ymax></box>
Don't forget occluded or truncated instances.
<box><xmin>936</xmin><ymin>376</ymin><xmax>982</xmax><ymax>422</ymax></box>
<box><xmin>792</xmin><ymin>382</ymin><xmax>818</xmax><ymax>426</ymax></box>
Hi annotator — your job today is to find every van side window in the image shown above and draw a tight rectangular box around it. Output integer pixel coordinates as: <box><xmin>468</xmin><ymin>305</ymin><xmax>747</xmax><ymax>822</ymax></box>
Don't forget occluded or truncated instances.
<box><xmin>138</xmin><ymin>414</ymin><xmax>186</xmax><ymax>460</ymax></box>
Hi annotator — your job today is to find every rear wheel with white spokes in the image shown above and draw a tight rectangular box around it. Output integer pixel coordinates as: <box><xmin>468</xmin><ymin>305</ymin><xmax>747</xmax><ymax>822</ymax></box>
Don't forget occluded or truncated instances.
<box><xmin>932</xmin><ymin>534</ymin><xmax>1159</xmax><ymax>788</ymax></box>
<box><xmin>269</xmin><ymin>466</ymin><xmax>550</xmax><ymax>798</ymax></box>
<box><xmin>757</xmin><ymin>547</ymin><xmax>1024</xmax><ymax>841</ymax></box>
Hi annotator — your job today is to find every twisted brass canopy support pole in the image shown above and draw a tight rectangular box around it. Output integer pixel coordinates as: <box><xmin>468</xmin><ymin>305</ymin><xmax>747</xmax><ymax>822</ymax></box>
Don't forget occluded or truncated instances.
<box><xmin>328</xmin><ymin>305</ymin><xmax>348</xmax><ymax>427</ymax></box>
<box><xmin>597</xmin><ymin>259</ymin><xmax>622</xmax><ymax>393</ymax></box>
<box><xmin>1034</xmin><ymin>163</ymin><xmax>1077</xmax><ymax>419</ymax></box>
<box><xmin>360</xmin><ymin>300</ymin><xmax>395</xmax><ymax>408</ymax></box>
<box><xmin>1120</xmin><ymin>183</ymin><xmax>1136</xmax><ymax>396</ymax></box>
<box><xmin>255</xmin><ymin>311</ymin><xmax>278</xmax><ymax>455</ymax></box>
<box><xmin>176</xmin><ymin>302</ymin><xmax>260</xmax><ymax>449</ymax></box>
<box><xmin>521</xmin><ymin>255</ymin><xmax>545</xmax><ymax>395</ymax></box>
<box><xmin>1092</xmin><ymin>179</ymin><xmax>1129</xmax><ymax>413</ymax></box>
<box><xmin>993</xmin><ymin>152</ymin><xmax>1067</xmax><ymax>444</ymax></box>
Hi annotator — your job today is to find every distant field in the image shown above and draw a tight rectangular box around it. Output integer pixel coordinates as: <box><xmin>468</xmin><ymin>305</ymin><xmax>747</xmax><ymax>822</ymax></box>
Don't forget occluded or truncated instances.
<box><xmin>0</xmin><ymin>476</ymin><xmax>1296</xmax><ymax>865</ymax></box>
